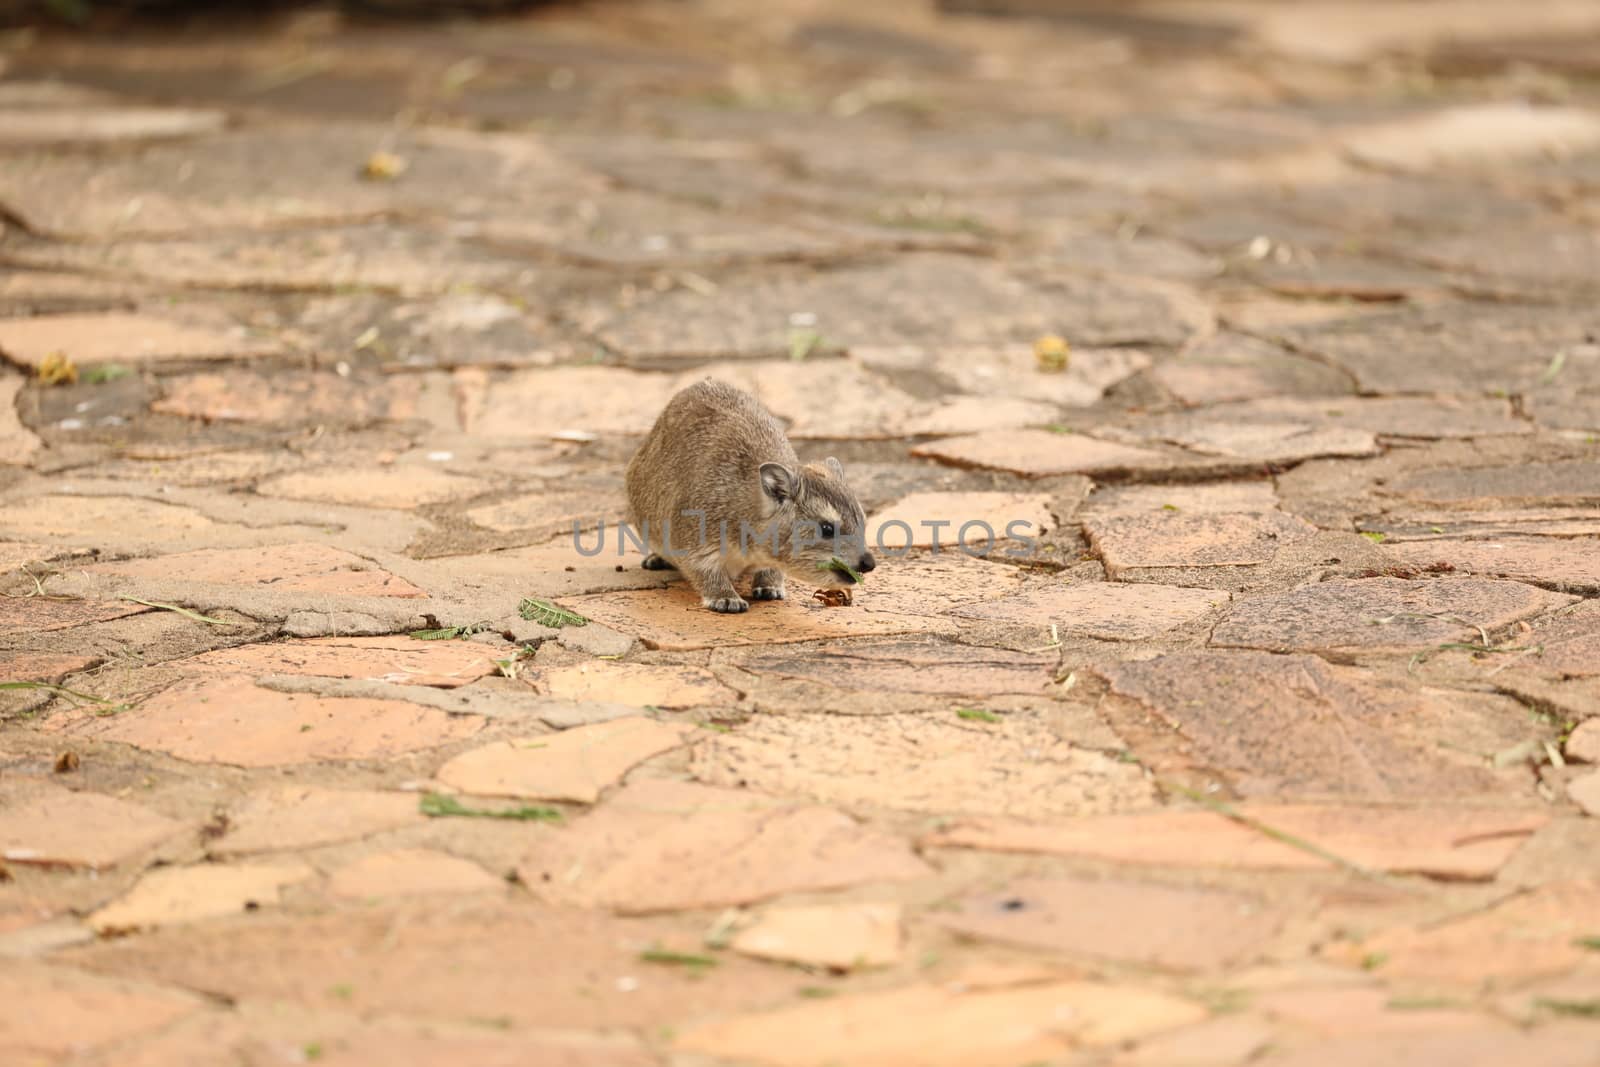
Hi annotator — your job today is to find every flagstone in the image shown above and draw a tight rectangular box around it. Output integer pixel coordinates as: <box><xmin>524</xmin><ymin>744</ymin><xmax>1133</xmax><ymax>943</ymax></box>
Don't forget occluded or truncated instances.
<box><xmin>89</xmin><ymin>863</ymin><xmax>313</xmax><ymax>933</ymax></box>
<box><xmin>690</xmin><ymin>711</ymin><xmax>1152</xmax><ymax>817</ymax></box>
<box><xmin>518</xmin><ymin>778</ymin><xmax>931</xmax><ymax>912</ymax></box>
<box><xmin>0</xmin><ymin>651</ymin><xmax>97</xmax><ymax>683</ymax></box>
<box><xmin>0</xmin><ymin>784</ymin><xmax>185</xmax><ymax>870</ymax></box>
<box><xmin>209</xmin><ymin>786</ymin><xmax>425</xmax><ymax>856</ymax></box>
<box><xmin>868</xmin><ymin>490</ymin><xmax>1057</xmax><ymax>551</ymax></box>
<box><xmin>1210</xmin><ymin>577</ymin><xmax>1575</xmax><ymax>653</ymax></box>
<box><xmin>527</xmin><ymin>662</ymin><xmax>736</xmax><ymax>707</ymax></box>
<box><xmin>938</xmin><ymin>876</ymin><xmax>1281</xmax><ymax>971</ymax></box>
<box><xmin>1381</xmin><ymin>538</ymin><xmax>1600</xmax><ymax>592</ymax></box>
<box><xmin>0</xmin><ymin>375</ymin><xmax>42</xmax><ymax>466</ymax></box>
<box><xmin>1085</xmin><ymin>510</ymin><xmax>1318</xmax><ymax>576</ymax></box>
<box><xmin>561</xmin><ymin>585</ymin><xmax>950</xmax><ymax>652</ymax></box>
<box><xmin>87</xmin><ymin>543</ymin><xmax>427</xmax><ymax>598</ymax></box>
<box><xmin>328</xmin><ymin>848</ymin><xmax>504</xmax><ymax>899</ymax></box>
<box><xmin>0</xmin><ymin>312</ymin><xmax>278</xmax><ymax>368</ymax></box>
<box><xmin>435</xmin><ymin>716</ymin><xmax>692</xmax><ymax>803</ymax></box>
<box><xmin>258</xmin><ymin>466</ymin><xmax>488</xmax><ymax>509</ymax></box>
<box><xmin>54</xmin><ymin>676</ymin><xmax>483</xmax><ymax>767</ymax></box>
<box><xmin>153</xmin><ymin>369</ymin><xmax>420</xmax><ymax>424</ymax></box>
<box><xmin>925</xmin><ymin>805</ymin><xmax>1547</xmax><ymax>880</ymax></box>
<box><xmin>675</xmin><ymin>977</ymin><xmax>1207</xmax><ymax>1067</ymax></box>
<box><xmin>730</xmin><ymin>902</ymin><xmax>902</xmax><ymax>971</ymax></box>
<box><xmin>0</xmin><ymin>962</ymin><xmax>201</xmax><ymax>1058</ymax></box>
<box><xmin>911</xmin><ymin>429</ymin><xmax>1176</xmax><ymax>478</ymax></box>
<box><xmin>953</xmin><ymin>581</ymin><xmax>1228</xmax><ymax>640</ymax></box>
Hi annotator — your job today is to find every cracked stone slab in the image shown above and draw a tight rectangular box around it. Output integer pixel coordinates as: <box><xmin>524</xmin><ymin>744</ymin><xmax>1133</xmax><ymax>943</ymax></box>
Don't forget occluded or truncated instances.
<box><xmin>51</xmin><ymin>676</ymin><xmax>483</xmax><ymax>767</ymax></box>
<box><xmin>911</xmin><ymin>430</ymin><xmax>1178</xmax><ymax>478</ymax></box>
<box><xmin>938</xmin><ymin>876</ymin><xmax>1281</xmax><ymax>972</ymax></box>
<box><xmin>0</xmin><ymin>783</ymin><xmax>185</xmax><ymax>871</ymax></box>
<box><xmin>1381</xmin><ymin>538</ymin><xmax>1600</xmax><ymax>593</ymax></box>
<box><xmin>1083</xmin><ymin>480</ymin><xmax>1279</xmax><ymax>516</ymax></box>
<box><xmin>825</xmin><ymin>552</ymin><xmax>1038</xmax><ymax>617</ymax></box>
<box><xmin>0</xmin><ymin>124</ymin><xmax>602</xmax><ymax>238</ymax></box>
<box><xmin>1189</xmin><ymin>395</ymin><xmax>1530</xmax><ymax>440</ymax></box>
<box><xmin>258</xmin><ymin>465</ymin><xmax>489</xmax><ymax>510</ymax></box>
<box><xmin>690</xmin><ymin>711</ymin><xmax>1151</xmax><ymax>817</ymax></box>
<box><xmin>0</xmin><ymin>375</ymin><xmax>42</xmax><ymax>466</ymax></box>
<box><xmin>152</xmin><ymin>369</ymin><xmax>422</xmax><ymax>425</ymax></box>
<box><xmin>675</xmin><ymin>976</ymin><xmax>1206</xmax><ymax>1067</ymax></box>
<box><xmin>1381</xmin><ymin>461</ymin><xmax>1600</xmax><ymax>509</ymax></box>
<box><xmin>0</xmin><ymin>595</ymin><xmax>149</xmax><ymax>637</ymax></box>
<box><xmin>463</xmin><ymin>488</ymin><xmax>623</xmax><ymax>537</ymax></box>
<box><xmin>1085</xmin><ymin>511</ymin><xmax>1318</xmax><ymax>576</ymax></box>
<box><xmin>89</xmin><ymin>863</ymin><xmax>313</xmax><ymax>934</ymax></box>
<box><xmin>953</xmin><ymin>581</ymin><xmax>1229</xmax><ymax>640</ymax></box>
<box><xmin>1525</xmin><ymin>389</ymin><xmax>1600</xmax><ymax>432</ymax></box>
<box><xmin>730</xmin><ymin>902</ymin><xmax>902</xmax><ymax>971</ymax></box>
<box><xmin>1148</xmin><ymin>333</ymin><xmax>1352</xmax><ymax>405</ymax></box>
<box><xmin>0</xmin><ymin>651</ymin><xmax>97</xmax><ymax>684</ymax></box>
<box><xmin>517</xmin><ymin>778</ymin><xmax>931</xmax><ymax>913</ymax></box>
<box><xmin>527</xmin><ymin>662</ymin><xmax>737</xmax><ymax>708</ymax></box>
<box><xmin>179</xmin><ymin>636</ymin><xmax>504</xmax><ymax>689</ymax></box>
<box><xmin>561</xmin><ymin>585</ymin><xmax>951</xmax><ymax>652</ymax></box>
<box><xmin>1101</xmin><ymin>651</ymin><xmax>1540</xmax><ymax>799</ymax></box>
<box><xmin>925</xmin><ymin>805</ymin><xmax>1548</xmax><ymax>880</ymax></box>
<box><xmin>582</xmin><ymin>255</ymin><xmax>1199</xmax><ymax>363</ymax></box>
<box><xmin>435</xmin><ymin>717</ymin><xmax>692</xmax><ymax>803</ymax></box>
<box><xmin>1210</xmin><ymin>577</ymin><xmax>1575</xmax><ymax>653</ymax></box>
<box><xmin>13</xmin><ymin>224</ymin><xmax>559</xmax><ymax>298</ymax></box>
<box><xmin>209</xmin><ymin>786</ymin><xmax>424</xmax><ymax>856</ymax></box>
<box><xmin>64</xmin><ymin>900</ymin><xmax>811</xmax><ymax>1032</ymax></box>
<box><xmin>726</xmin><ymin>636</ymin><xmax>1055</xmax><ymax>697</ymax></box>
<box><xmin>0</xmin><ymin>102</ymin><xmax>225</xmax><ymax>146</ymax></box>
<box><xmin>87</xmin><ymin>543</ymin><xmax>427</xmax><ymax>598</ymax></box>
<box><xmin>1334</xmin><ymin>879</ymin><xmax>1600</xmax><ymax>985</ymax></box>
<box><xmin>1282</xmin><ymin>306</ymin><xmax>1600</xmax><ymax>394</ymax></box>
<box><xmin>0</xmin><ymin>312</ymin><xmax>280</xmax><ymax>368</ymax></box>
<box><xmin>1405</xmin><ymin>226</ymin><xmax>1600</xmax><ymax>292</ymax></box>
<box><xmin>459</xmin><ymin>366</ymin><xmax>678</xmax><ymax>439</ymax></box>
<box><xmin>869</xmin><ymin>490</ymin><xmax>1058</xmax><ymax>551</ymax></box>
<box><xmin>856</xmin><ymin>343</ymin><xmax>1154</xmax><ymax>408</ymax></box>
<box><xmin>0</xmin><ymin>961</ymin><xmax>202</xmax><ymax>1059</ymax></box>
<box><xmin>328</xmin><ymin>848</ymin><xmax>503</xmax><ymax>899</ymax></box>
<box><xmin>1108</xmin><ymin>416</ymin><xmax>1378</xmax><ymax>464</ymax></box>
<box><xmin>1336</xmin><ymin>103</ymin><xmax>1600</xmax><ymax>172</ymax></box>
<box><xmin>1362</xmin><ymin>508</ymin><xmax>1600</xmax><ymax>542</ymax></box>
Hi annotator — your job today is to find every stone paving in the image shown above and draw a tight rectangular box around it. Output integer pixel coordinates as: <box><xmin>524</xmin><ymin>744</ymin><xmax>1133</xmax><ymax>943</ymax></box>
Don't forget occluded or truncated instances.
<box><xmin>2</xmin><ymin>0</ymin><xmax>1600</xmax><ymax>1063</ymax></box>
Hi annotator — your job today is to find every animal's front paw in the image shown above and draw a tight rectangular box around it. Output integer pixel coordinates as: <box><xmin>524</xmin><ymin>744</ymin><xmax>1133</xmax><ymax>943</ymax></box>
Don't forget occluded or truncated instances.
<box><xmin>641</xmin><ymin>553</ymin><xmax>676</xmax><ymax>571</ymax></box>
<box><xmin>749</xmin><ymin>584</ymin><xmax>785</xmax><ymax>601</ymax></box>
<box><xmin>705</xmin><ymin>596</ymin><xmax>750</xmax><ymax>614</ymax></box>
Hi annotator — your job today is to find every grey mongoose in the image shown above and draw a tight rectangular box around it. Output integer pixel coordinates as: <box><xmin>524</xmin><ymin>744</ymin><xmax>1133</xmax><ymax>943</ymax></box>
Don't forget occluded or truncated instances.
<box><xmin>625</xmin><ymin>378</ymin><xmax>876</xmax><ymax>613</ymax></box>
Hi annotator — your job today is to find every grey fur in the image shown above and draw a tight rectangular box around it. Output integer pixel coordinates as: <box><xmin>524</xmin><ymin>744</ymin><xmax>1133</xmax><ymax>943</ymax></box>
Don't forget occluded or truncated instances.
<box><xmin>625</xmin><ymin>378</ymin><xmax>875</xmax><ymax>612</ymax></box>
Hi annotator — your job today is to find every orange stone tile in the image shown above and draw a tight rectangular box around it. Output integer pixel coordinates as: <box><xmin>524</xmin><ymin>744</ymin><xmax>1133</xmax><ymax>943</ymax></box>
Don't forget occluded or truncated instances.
<box><xmin>527</xmin><ymin>662</ymin><xmax>736</xmax><ymax>707</ymax></box>
<box><xmin>436</xmin><ymin>717</ymin><xmax>692</xmax><ymax>803</ymax></box>
<box><xmin>519</xmin><ymin>779</ymin><xmax>931</xmax><ymax>913</ymax></box>
<box><xmin>209</xmin><ymin>786</ymin><xmax>424</xmax><ymax>856</ymax></box>
<box><xmin>328</xmin><ymin>848</ymin><xmax>504</xmax><ymax>899</ymax></box>
<box><xmin>55</xmin><ymin>676</ymin><xmax>483</xmax><ymax>767</ymax></box>
<box><xmin>179</xmin><ymin>635</ymin><xmax>501</xmax><ymax>688</ymax></box>
<box><xmin>0</xmin><ymin>783</ymin><xmax>185</xmax><ymax>870</ymax></box>
<box><xmin>0</xmin><ymin>596</ymin><xmax>148</xmax><ymax>637</ymax></box>
<box><xmin>87</xmin><ymin>543</ymin><xmax>427</xmax><ymax>598</ymax></box>
<box><xmin>0</xmin><ymin>312</ymin><xmax>279</xmax><ymax>367</ymax></box>
<box><xmin>911</xmin><ymin>429</ymin><xmax>1175</xmax><ymax>478</ymax></box>
<box><xmin>89</xmin><ymin>863</ymin><xmax>314</xmax><ymax>933</ymax></box>
<box><xmin>731</xmin><ymin>902</ymin><xmax>902</xmax><ymax>970</ymax></box>
<box><xmin>0</xmin><ymin>962</ymin><xmax>201</xmax><ymax>1058</ymax></box>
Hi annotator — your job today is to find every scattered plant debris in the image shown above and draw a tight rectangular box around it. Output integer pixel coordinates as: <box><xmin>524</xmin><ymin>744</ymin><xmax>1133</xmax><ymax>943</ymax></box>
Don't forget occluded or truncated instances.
<box><xmin>360</xmin><ymin>151</ymin><xmax>408</xmax><ymax>181</ymax></box>
<box><xmin>119</xmin><ymin>595</ymin><xmax>232</xmax><ymax>626</ymax></box>
<box><xmin>956</xmin><ymin>707</ymin><xmax>1002</xmax><ymax>723</ymax></box>
<box><xmin>52</xmin><ymin>751</ymin><xmax>79</xmax><ymax>773</ymax></box>
<box><xmin>1033</xmin><ymin>334</ymin><xmax>1070</xmax><ymax>372</ymax></box>
<box><xmin>37</xmin><ymin>351</ymin><xmax>78</xmax><ymax>385</ymax></box>
<box><xmin>812</xmin><ymin>587</ymin><xmax>853</xmax><ymax>607</ymax></box>
<box><xmin>0</xmin><ymin>681</ymin><xmax>132</xmax><ymax>716</ymax></box>
<box><xmin>519</xmin><ymin>598</ymin><xmax>587</xmax><ymax>628</ymax></box>
<box><xmin>1359</xmin><ymin>531</ymin><xmax>1387</xmax><ymax>543</ymax></box>
<box><xmin>409</xmin><ymin>621</ymin><xmax>493</xmax><ymax>641</ymax></box>
<box><xmin>1536</xmin><ymin>997</ymin><xmax>1600</xmax><ymax>1019</ymax></box>
<box><xmin>639</xmin><ymin>947</ymin><xmax>719</xmax><ymax>970</ymax></box>
<box><xmin>83</xmin><ymin>364</ymin><xmax>131</xmax><ymax>385</ymax></box>
<box><xmin>419</xmin><ymin>792</ymin><xmax>561</xmax><ymax>822</ymax></box>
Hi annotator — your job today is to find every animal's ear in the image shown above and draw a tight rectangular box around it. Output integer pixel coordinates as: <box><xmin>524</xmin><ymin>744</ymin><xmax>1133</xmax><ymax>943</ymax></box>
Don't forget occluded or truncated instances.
<box><xmin>824</xmin><ymin>456</ymin><xmax>846</xmax><ymax>481</ymax></box>
<box><xmin>760</xmin><ymin>462</ymin><xmax>798</xmax><ymax>503</ymax></box>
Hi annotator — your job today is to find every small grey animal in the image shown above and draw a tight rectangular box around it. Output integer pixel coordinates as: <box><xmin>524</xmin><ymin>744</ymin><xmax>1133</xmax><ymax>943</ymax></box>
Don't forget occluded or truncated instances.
<box><xmin>625</xmin><ymin>378</ymin><xmax>875</xmax><ymax>613</ymax></box>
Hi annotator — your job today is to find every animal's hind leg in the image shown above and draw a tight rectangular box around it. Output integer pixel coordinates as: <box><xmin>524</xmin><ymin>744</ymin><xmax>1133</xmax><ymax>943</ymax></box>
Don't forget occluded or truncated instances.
<box><xmin>680</xmin><ymin>555</ymin><xmax>748</xmax><ymax>614</ymax></box>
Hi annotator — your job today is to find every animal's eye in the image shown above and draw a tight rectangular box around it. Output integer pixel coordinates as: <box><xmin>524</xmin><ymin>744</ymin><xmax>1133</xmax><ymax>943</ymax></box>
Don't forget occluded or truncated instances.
<box><xmin>819</xmin><ymin>521</ymin><xmax>835</xmax><ymax>539</ymax></box>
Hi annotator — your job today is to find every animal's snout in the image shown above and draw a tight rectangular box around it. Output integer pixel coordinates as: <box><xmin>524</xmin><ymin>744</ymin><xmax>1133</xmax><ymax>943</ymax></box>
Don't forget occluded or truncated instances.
<box><xmin>857</xmin><ymin>553</ymin><xmax>876</xmax><ymax>574</ymax></box>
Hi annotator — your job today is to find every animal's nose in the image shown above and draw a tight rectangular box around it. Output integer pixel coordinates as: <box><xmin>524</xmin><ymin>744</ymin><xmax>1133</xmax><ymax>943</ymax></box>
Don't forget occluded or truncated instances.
<box><xmin>857</xmin><ymin>553</ymin><xmax>876</xmax><ymax>574</ymax></box>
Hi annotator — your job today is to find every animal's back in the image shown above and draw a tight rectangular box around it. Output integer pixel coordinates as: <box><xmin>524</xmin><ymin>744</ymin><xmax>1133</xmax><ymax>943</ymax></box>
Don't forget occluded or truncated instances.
<box><xmin>626</xmin><ymin>379</ymin><xmax>797</xmax><ymax>545</ymax></box>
